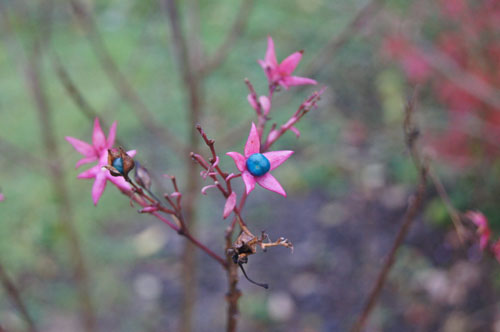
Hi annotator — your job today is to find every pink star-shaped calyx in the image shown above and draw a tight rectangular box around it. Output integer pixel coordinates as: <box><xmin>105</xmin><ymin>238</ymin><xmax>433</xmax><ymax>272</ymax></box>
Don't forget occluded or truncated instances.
<box><xmin>65</xmin><ymin>118</ymin><xmax>116</xmax><ymax>168</ymax></box>
<box><xmin>258</xmin><ymin>36</ymin><xmax>317</xmax><ymax>89</ymax></box>
<box><xmin>226</xmin><ymin>123</ymin><xmax>293</xmax><ymax>197</ymax></box>
<box><xmin>66</xmin><ymin>117</ymin><xmax>136</xmax><ymax>205</ymax></box>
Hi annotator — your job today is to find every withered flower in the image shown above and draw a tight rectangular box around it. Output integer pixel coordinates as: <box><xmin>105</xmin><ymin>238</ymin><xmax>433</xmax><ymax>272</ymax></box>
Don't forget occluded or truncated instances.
<box><xmin>104</xmin><ymin>147</ymin><xmax>135</xmax><ymax>180</ymax></box>
<box><xmin>134</xmin><ymin>161</ymin><xmax>152</xmax><ymax>190</ymax></box>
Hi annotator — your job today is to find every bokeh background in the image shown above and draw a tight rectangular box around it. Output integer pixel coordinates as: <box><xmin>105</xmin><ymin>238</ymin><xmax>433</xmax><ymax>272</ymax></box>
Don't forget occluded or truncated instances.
<box><xmin>1</xmin><ymin>0</ymin><xmax>500</xmax><ymax>331</ymax></box>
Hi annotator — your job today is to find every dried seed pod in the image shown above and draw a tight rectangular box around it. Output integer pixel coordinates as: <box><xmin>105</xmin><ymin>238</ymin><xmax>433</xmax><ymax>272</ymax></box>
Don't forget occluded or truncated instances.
<box><xmin>104</xmin><ymin>147</ymin><xmax>135</xmax><ymax>179</ymax></box>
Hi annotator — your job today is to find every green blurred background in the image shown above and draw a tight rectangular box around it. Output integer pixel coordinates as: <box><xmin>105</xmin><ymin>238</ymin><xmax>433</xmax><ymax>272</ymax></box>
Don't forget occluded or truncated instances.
<box><xmin>1</xmin><ymin>0</ymin><xmax>500</xmax><ymax>331</ymax></box>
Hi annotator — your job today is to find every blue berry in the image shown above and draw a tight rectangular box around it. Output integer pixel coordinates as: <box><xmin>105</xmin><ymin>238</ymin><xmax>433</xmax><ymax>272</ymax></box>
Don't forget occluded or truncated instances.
<box><xmin>246</xmin><ymin>153</ymin><xmax>270</xmax><ymax>177</ymax></box>
<box><xmin>112</xmin><ymin>157</ymin><xmax>124</xmax><ymax>174</ymax></box>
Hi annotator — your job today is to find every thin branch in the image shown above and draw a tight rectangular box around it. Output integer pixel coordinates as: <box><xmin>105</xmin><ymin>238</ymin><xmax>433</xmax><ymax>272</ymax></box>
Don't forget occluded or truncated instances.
<box><xmin>68</xmin><ymin>0</ymin><xmax>186</xmax><ymax>156</ymax></box>
<box><xmin>0</xmin><ymin>263</ymin><xmax>38</xmax><ymax>332</ymax></box>
<box><xmin>49</xmin><ymin>52</ymin><xmax>99</xmax><ymax>122</ymax></box>
<box><xmin>0</xmin><ymin>2</ymin><xmax>97</xmax><ymax>331</ymax></box>
<box><xmin>303</xmin><ymin>0</ymin><xmax>383</xmax><ymax>78</ymax></box>
<box><xmin>25</xmin><ymin>28</ymin><xmax>97</xmax><ymax>332</ymax></box>
<box><xmin>0</xmin><ymin>136</ymin><xmax>47</xmax><ymax>171</ymax></box>
<box><xmin>224</xmin><ymin>225</ymin><xmax>241</xmax><ymax>332</ymax></box>
<box><xmin>351</xmin><ymin>87</ymin><xmax>428</xmax><ymax>332</ymax></box>
<box><xmin>428</xmin><ymin>168</ymin><xmax>466</xmax><ymax>242</ymax></box>
<box><xmin>126</xmin><ymin>179</ymin><xmax>227</xmax><ymax>267</ymax></box>
<box><xmin>198</xmin><ymin>0</ymin><xmax>254</xmax><ymax>77</ymax></box>
<box><xmin>163</xmin><ymin>2</ymin><xmax>204</xmax><ymax>331</ymax></box>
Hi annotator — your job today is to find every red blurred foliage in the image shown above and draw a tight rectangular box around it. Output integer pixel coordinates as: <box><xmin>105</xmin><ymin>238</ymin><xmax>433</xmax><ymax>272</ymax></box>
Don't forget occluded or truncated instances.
<box><xmin>383</xmin><ymin>0</ymin><xmax>500</xmax><ymax>166</ymax></box>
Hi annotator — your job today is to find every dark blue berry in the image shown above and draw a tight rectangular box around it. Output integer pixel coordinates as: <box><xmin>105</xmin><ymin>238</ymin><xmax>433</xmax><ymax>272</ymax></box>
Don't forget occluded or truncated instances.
<box><xmin>112</xmin><ymin>157</ymin><xmax>124</xmax><ymax>174</ymax></box>
<box><xmin>246</xmin><ymin>153</ymin><xmax>270</xmax><ymax>177</ymax></box>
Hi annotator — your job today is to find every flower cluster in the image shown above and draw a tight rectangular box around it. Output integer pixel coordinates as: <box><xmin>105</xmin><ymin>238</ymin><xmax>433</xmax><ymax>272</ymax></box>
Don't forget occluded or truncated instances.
<box><xmin>65</xmin><ymin>37</ymin><xmax>319</xmax><ymax>283</ymax></box>
<box><xmin>66</xmin><ymin>35</ymin><xmax>324</xmax><ymax>236</ymax></box>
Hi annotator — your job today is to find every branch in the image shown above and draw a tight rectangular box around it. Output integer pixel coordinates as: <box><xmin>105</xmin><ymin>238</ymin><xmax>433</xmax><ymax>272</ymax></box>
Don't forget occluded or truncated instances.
<box><xmin>68</xmin><ymin>0</ymin><xmax>186</xmax><ymax>156</ymax></box>
<box><xmin>162</xmin><ymin>2</ymin><xmax>204</xmax><ymax>331</ymax></box>
<box><xmin>49</xmin><ymin>52</ymin><xmax>99</xmax><ymax>123</ymax></box>
<box><xmin>125</xmin><ymin>177</ymin><xmax>227</xmax><ymax>267</ymax></box>
<box><xmin>428</xmin><ymin>168</ymin><xmax>466</xmax><ymax>242</ymax></box>
<box><xmin>198</xmin><ymin>0</ymin><xmax>254</xmax><ymax>77</ymax></box>
<box><xmin>351</xmin><ymin>87</ymin><xmax>428</xmax><ymax>332</ymax></box>
<box><xmin>303</xmin><ymin>0</ymin><xmax>383</xmax><ymax>78</ymax></box>
<box><xmin>0</xmin><ymin>263</ymin><xmax>38</xmax><ymax>332</ymax></box>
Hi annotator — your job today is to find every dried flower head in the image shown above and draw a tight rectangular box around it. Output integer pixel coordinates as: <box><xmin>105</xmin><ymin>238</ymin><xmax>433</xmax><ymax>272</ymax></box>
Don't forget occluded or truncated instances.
<box><xmin>104</xmin><ymin>147</ymin><xmax>135</xmax><ymax>180</ymax></box>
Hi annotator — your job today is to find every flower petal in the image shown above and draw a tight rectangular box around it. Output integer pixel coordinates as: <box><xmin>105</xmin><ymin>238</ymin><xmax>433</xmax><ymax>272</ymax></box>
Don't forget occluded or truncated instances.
<box><xmin>290</xmin><ymin>126</ymin><xmax>301</xmax><ymax>138</ymax></box>
<box><xmin>265</xmin><ymin>35</ymin><xmax>278</xmax><ymax>68</ymax></box>
<box><xmin>65</xmin><ymin>136</ymin><xmax>95</xmax><ymax>157</ymax></box>
<box><xmin>281</xmin><ymin>75</ymin><xmax>317</xmax><ymax>88</ymax></box>
<box><xmin>107</xmin><ymin>121</ymin><xmax>117</xmax><ymax>148</ymax></box>
<box><xmin>242</xmin><ymin>170</ymin><xmax>256</xmax><ymax>195</ymax></box>
<box><xmin>76</xmin><ymin>156</ymin><xmax>98</xmax><ymax>169</ymax></box>
<box><xmin>244</xmin><ymin>123</ymin><xmax>260</xmax><ymax>157</ymax></box>
<box><xmin>92</xmin><ymin>118</ymin><xmax>107</xmax><ymax>152</ymax></box>
<box><xmin>108</xmin><ymin>173</ymin><xmax>132</xmax><ymax>192</ymax></box>
<box><xmin>259</xmin><ymin>96</ymin><xmax>271</xmax><ymax>115</ymax></box>
<box><xmin>226</xmin><ymin>152</ymin><xmax>246</xmax><ymax>172</ymax></box>
<box><xmin>256</xmin><ymin>173</ymin><xmax>286</xmax><ymax>197</ymax></box>
<box><xmin>467</xmin><ymin>211</ymin><xmax>488</xmax><ymax>228</ymax></box>
<box><xmin>92</xmin><ymin>172</ymin><xmax>107</xmax><ymax>205</ymax></box>
<box><xmin>127</xmin><ymin>150</ymin><xmax>137</xmax><ymax>158</ymax></box>
<box><xmin>247</xmin><ymin>94</ymin><xmax>258</xmax><ymax>111</ymax></box>
<box><xmin>223</xmin><ymin>191</ymin><xmax>237</xmax><ymax>219</ymax></box>
<box><xmin>279</xmin><ymin>51</ymin><xmax>303</xmax><ymax>75</ymax></box>
<box><xmin>258</xmin><ymin>60</ymin><xmax>274</xmax><ymax>82</ymax></box>
<box><xmin>77</xmin><ymin>165</ymin><xmax>99</xmax><ymax>179</ymax></box>
<box><xmin>262</xmin><ymin>150</ymin><xmax>294</xmax><ymax>171</ymax></box>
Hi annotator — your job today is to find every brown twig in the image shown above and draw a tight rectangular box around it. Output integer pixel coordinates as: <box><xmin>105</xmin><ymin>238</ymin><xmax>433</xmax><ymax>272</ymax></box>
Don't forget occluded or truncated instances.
<box><xmin>0</xmin><ymin>263</ymin><xmax>38</xmax><ymax>332</ymax></box>
<box><xmin>163</xmin><ymin>1</ymin><xmax>205</xmax><ymax>330</ymax></box>
<box><xmin>128</xmin><ymin>178</ymin><xmax>227</xmax><ymax>267</ymax></box>
<box><xmin>224</xmin><ymin>233</ymin><xmax>241</xmax><ymax>332</ymax></box>
<box><xmin>0</xmin><ymin>136</ymin><xmax>47</xmax><ymax>171</ymax></box>
<box><xmin>303</xmin><ymin>0</ymin><xmax>383</xmax><ymax>78</ymax></box>
<box><xmin>26</xmin><ymin>44</ymin><xmax>97</xmax><ymax>332</ymax></box>
<box><xmin>0</xmin><ymin>2</ymin><xmax>98</xmax><ymax>330</ymax></box>
<box><xmin>49</xmin><ymin>52</ymin><xmax>99</xmax><ymax>122</ymax></box>
<box><xmin>263</xmin><ymin>87</ymin><xmax>326</xmax><ymax>151</ymax></box>
<box><xmin>351</xmin><ymin>87</ymin><xmax>428</xmax><ymax>332</ymax></box>
<box><xmin>428</xmin><ymin>168</ymin><xmax>466</xmax><ymax>242</ymax></box>
<box><xmin>198</xmin><ymin>0</ymin><xmax>255</xmax><ymax>77</ymax></box>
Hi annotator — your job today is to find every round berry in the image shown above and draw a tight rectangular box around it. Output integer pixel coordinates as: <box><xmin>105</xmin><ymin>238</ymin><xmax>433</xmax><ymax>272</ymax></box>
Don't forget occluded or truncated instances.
<box><xmin>246</xmin><ymin>153</ymin><xmax>270</xmax><ymax>177</ymax></box>
<box><xmin>112</xmin><ymin>157</ymin><xmax>124</xmax><ymax>174</ymax></box>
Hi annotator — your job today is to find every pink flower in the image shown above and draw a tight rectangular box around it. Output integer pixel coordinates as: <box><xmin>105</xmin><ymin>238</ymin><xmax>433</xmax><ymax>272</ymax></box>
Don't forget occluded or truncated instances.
<box><xmin>466</xmin><ymin>211</ymin><xmax>491</xmax><ymax>250</ymax></box>
<box><xmin>66</xmin><ymin>118</ymin><xmax>136</xmax><ymax>205</ymax></box>
<box><xmin>226</xmin><ymin>123</ymin><xmax>293</xmax><ymax>197</ymax></box>
<box><xmin>65</xmin><ymin>118</ymin><xmax>117</xmax><ymax>168</ymax></box>
<box><xmin>248</xmin><ymin>95</ymin><xmax>271</xmax><ymax>116</ymax></box>
<box><xmin>258</xmin><ymin>36</ymin><xmax>317</xmax><ymax>89</ymax></box>
<box><xmin>0</xmin><ymin>193</ymin><xmax>4</xmax><ymax>202</ymax></box>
